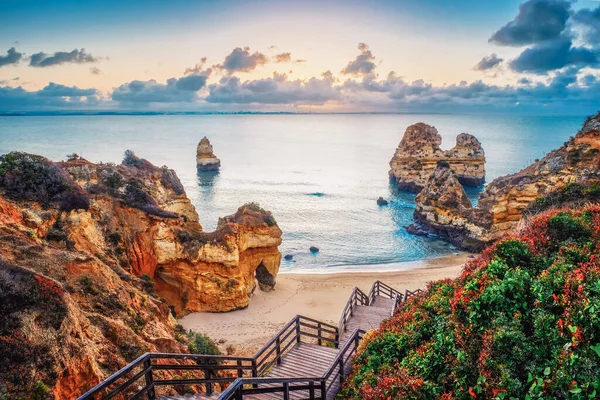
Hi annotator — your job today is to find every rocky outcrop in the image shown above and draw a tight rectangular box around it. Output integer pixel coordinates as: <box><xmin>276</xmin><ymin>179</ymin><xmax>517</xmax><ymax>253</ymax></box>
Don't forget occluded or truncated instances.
<box><xmin>196</xmin><ymin>137</ymin><xmax>221</xmax><ymax>171</ymax></box>
<box><xmin>389</xmin><ymin>123</ymin><xmax>486</xmax><ymax>192</ymax></box>
<box><xmin>0</xmin><ymin>150</ymin><xmax>283</xmax><ymax>398</ymax></box>
<box><xmin>414</xmin><ymin>112</ymin><xmax>600</xmax><ymax>251</ymax></box>
<box><xmin>414</xmin><ymin>162</ymin><xmax>491</xmax><ymax>250</ymax></box>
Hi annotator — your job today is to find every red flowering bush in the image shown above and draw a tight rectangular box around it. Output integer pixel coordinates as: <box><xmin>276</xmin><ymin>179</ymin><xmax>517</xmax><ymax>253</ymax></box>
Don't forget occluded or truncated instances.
<box><xmin>342</xmin><ymin>206</ymin><xmax>600</xmax><ymax>399</ymax></box>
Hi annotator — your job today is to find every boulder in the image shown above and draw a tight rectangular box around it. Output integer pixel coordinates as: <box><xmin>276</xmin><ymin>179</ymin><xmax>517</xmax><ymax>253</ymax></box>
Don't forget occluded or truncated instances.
<box><xmin>309</xmin><ymin>246</ymin><xmax>319</xmax><ymax>253</ymax></box>
<box><xmin>377</xmin><ymin>197</ymin><xmax>389</xmax><ymax>206</ymax></box>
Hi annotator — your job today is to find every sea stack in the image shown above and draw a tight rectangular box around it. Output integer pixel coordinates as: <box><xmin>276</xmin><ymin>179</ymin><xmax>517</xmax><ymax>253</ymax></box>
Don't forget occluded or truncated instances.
<box><xmin>389</xmin><ymin>123</ymin><xmax>486</xmax><ymax>192</ymax></box>
<box><xmin>196</xmin><ymin>136</ymin><xmax>221</xmax><ymax>171</ymax></box>
<box><xmin>412</xmin><ymin>112</ymin><xmax>600</xmax><ymax>251</ymax></box>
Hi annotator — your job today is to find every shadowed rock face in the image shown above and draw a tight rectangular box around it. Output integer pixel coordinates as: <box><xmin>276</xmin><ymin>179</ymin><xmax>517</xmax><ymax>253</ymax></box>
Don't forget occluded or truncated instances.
<box><xmin>389</xmin><ymin>123</ymin><xmax>486</xmax><ymax>192</ymax></box>
<box><xmin>414</xmin><ymin>112</ymin><xmax>600</xmax><ymax>251</ymax></box>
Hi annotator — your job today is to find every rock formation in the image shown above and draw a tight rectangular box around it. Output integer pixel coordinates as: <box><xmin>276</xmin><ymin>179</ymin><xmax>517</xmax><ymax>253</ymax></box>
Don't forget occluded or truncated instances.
<box><xmin>196</xmin><ymin>136</ymin><xmax>221</xmax><ymax>171</ymax></box>
<box><xmin>389</xmin><ymin>123</ymin><xmax>486</xmax><ymax>192</ymax></box>
<box><xmin>0</xmin><ymin>150</ymin><xmax>283</xmax><ymax>398</ymax></box>
<box><xmin>414</xmin><ymin>112</ymin><xmax>600</xmax><ymax>251</ymax></box>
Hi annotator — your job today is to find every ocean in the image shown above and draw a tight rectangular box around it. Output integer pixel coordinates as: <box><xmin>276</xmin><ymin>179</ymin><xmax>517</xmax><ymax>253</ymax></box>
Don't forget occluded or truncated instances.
<box><xmin>0</xmin><ymin>114</ymin><xmax>585</xmax><ymax>272</ymax></box>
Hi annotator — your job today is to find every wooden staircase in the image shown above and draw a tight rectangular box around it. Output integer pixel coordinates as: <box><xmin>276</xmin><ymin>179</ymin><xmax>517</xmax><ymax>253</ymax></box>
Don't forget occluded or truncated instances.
<box><xmin>78</xmin><ymin>282</ymin><xmax>423</xmax><ymax>400</ymax></box>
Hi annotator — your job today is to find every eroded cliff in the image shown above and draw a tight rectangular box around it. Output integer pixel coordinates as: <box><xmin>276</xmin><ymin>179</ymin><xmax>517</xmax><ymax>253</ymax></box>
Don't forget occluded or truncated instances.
<box><xmin>414</xmin><ymin>112</ymin><xmax>600</xmax><ymax>251</ymax></box>
<box><xmin>389</xmin><ymin>123</ymin><xmax>486</xmax><ymax>192</ymax></box>
<box><xmin>0</xmin><ymin>150</ymin><xmax>282</xmax><ymax>398</ymax></box>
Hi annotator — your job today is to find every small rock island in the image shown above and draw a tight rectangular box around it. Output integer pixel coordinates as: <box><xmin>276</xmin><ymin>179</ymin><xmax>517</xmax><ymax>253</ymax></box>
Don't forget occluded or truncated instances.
<box><xmin>389</xmin><ymin>123</ymin><xmax>486</xmax><ymax>192</ymax></box>
<box><xmin>196</xmin><ymin>136</ymin><xmax>221</xmax><ymax>171</ymax></box>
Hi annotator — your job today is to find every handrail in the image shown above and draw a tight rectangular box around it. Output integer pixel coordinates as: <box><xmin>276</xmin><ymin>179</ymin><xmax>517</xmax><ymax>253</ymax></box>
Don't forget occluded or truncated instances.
<box><xmin>404</xmin><ymin>288</ymin><xmax>424</xmax><ymax>301</ymax></box>
<box><xmin>368</xmin><ymin>280</ymin><xmax>403</xmax><ymax>306</ymax></box>
<box><xmin>338</xmin><ymin>287</ymin><xmax>369</xmax><ymax>333</ymax></box>
<box><xmin>218</xmin><ymin>377</ymin><xmax>326</xmax><ymax>400</ymax></box>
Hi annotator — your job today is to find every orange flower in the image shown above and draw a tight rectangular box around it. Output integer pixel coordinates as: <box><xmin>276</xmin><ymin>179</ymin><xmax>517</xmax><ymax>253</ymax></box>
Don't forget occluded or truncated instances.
<box><xmin>468</xmin><ymin>387</ymin><xmax>477</xmax><ymax>398</ymax></box>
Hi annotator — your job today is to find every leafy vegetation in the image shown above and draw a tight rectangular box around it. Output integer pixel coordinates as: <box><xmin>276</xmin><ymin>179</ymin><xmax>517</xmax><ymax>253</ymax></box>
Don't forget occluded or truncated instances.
<box><xmin>526</xmin><ymin>181</ymin><xmax>600</xmax><ymax>216</ymax></box>
<box><xmin>0</xmin><ymin>152</ymin><xmax>90</xmax><ymax>211</ymax></box>
<box><xmin>187</xmin><ymin>331</ymin><xmax>221</xmax><ymax>356</ymax></box>
<box><xmin>342</xmin><ymin>206</ymin><xmax>600</xmax><ymax>399</ymax></box>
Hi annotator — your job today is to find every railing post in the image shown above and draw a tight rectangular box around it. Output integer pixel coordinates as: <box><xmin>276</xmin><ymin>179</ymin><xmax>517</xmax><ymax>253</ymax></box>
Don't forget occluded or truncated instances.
<box><xmin>237</xmin><ymin>359</ymin><xmax>243</xmax><ymax>378</ymax></box>
<box><xmin>204</xmin><ymin>361</ymin><xmax>212</xmax><ymax>395</ymax></box>
<box><xmin>320</xmin><ymin>379</ymin><xmax>327</xmax><ymax>400</ymax></box>
<box><xmin>143</xmin><ymin>357</ymin><xmax>156</xmax><ymax>400</ymax></box>
<box><xmin>309</xmin><ymin>381</ymin><xmax>315</xmax><ymax>399</ymax></box>
<box><xmin>338</xmin><ymin>358</ymin><xmax>345</xmax><ymax>386</ymax></box>
<box><xmin>335</xmin><ymin>328</ymin><xmax>340</xmax><ymax>348</ymax></box>
<box><xmin>296</xmin><ymin>318</ymin><xmax>301</xmax><ymax>343</ymax></box>
<box><xmin>252</xmin><ymin>358</ymin><xmax>258</xmax><ymax>388</ymax></box>
<box><xmin>317</xmin><ymin>322</ymin><xmax>322</xmax><ymax>346</ymax></box>
<box><xmin>276</xmin><ymin>336</ymin><xmax>281</xmax><ymax>364</ymax></box>
<box><xmin>283</xmin><ymin>382</ymin><xmax>290</xmax><ymax>400</ymax></box>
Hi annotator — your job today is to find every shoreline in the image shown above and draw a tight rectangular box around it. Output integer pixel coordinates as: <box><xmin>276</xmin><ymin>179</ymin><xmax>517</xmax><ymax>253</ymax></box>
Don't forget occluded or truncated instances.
<box><xmin>278</xmin><ymin>252</ymin><xmax>470</xmax><ymax>274</ymax></box>
<box><xmin>178</xmin><ymin>252</ymin><xmax>470</xmax><ymax>356</ymax></box>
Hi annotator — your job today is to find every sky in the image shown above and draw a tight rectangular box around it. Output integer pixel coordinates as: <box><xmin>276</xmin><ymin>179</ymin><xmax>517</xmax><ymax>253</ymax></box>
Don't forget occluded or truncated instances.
<box><xmin>0</xmin><ymin>0</ymin><xmax>599</xmax><ymax>114</ymax></box>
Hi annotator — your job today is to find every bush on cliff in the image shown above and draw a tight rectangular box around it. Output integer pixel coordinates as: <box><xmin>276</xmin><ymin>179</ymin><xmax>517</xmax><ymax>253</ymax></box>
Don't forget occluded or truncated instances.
<box><xmin>342</xmin><ymin>206</ymin><xmax>600</xmax><ymax>399</ymax></box>
<box><xmin>526</xmin><ymin>181</ymin><xmax>600</xmax><ymax>216</ymax></box>
<box><xmin>0</xmin><ymin>152</ymin><xmax>90</xmax><ymax>212</ymax></box>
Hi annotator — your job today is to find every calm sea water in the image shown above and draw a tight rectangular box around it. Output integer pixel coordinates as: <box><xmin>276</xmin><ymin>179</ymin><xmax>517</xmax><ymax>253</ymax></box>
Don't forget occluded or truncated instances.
<box><xmin>0</xmin><ymin>114</ymin><xmax>585</xmax><ymax>272</ymax></box>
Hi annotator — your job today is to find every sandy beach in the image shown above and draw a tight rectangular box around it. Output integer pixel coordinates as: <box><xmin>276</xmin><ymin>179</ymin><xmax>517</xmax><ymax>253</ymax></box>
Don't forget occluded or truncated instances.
<box><xmin>179</xmin><ymin>253</ymin><xmax>470</xmax><ymax>355</ymax></box>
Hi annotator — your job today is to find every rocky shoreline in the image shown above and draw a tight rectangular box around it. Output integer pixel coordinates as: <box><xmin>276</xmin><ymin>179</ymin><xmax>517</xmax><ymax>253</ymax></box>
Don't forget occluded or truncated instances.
<box><xmin>411</xmin><ymin>112</ymin><xmax>600</xmax><ymax>251</ymax></box>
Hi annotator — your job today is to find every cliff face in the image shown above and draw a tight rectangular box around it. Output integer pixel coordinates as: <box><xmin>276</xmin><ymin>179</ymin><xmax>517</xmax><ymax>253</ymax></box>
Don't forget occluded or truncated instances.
<box><xmin>415</xmin><ymin>112</ymin><xmax>600</xmax><ymax>251</ymax></box>
<box><xmin>0</xmin><ymin>151</ymin><xmax>282</xmax><ymax>398</ymax></box>
<box><xmin>389</xmin><ymin>123</ymin><xmax>486</xmax><ymax>192</ymax></box>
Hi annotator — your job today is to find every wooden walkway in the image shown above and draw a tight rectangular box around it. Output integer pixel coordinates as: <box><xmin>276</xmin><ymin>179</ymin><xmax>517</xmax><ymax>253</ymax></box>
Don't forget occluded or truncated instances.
<box><xmin>159</xmin><ymin>294</ymin><xmax>397</xmax><ymax>400</ymax></box>
<box><xmin>80</xmin><ymin>282</ymin><xmax>416</xmax><ymax>400</ymax></box>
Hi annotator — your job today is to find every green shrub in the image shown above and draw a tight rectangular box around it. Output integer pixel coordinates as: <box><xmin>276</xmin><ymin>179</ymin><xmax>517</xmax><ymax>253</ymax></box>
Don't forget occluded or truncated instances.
<box><xmin>0</xmin><ymin>152</ymin><xmax>90</xmax><ymax>212</ymax></box>
<box><xmin>342</xmin><ymin>206</ymin><xmax>600</xmax><ymax>399</ymax></box>
<box><xmin>187</xmin><ymin>331</ymin><xmax>221</xmax><ymax>356</ymax></box>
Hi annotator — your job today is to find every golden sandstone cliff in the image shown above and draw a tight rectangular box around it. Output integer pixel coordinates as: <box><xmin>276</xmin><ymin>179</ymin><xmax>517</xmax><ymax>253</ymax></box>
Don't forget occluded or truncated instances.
<box><xmin>414</xmin><ymin>112</ymin><xmax>600</xmax><ymax>251</ymax></box>
<box><xmin>0</xmin><ymin>150</ymin><xmax>281</xmax><ymax>398</ymax></box>
<box><xmin>389</xmin><ymin>123</ymin><xmax>486</xmax><ymax>192</ymax></box>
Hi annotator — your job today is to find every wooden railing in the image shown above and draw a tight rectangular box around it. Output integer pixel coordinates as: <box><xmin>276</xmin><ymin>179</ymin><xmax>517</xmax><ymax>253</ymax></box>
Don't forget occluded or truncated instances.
<box><xmin>367</xmin><ymin>280</ymin><xmax>403</xmax><ymax>306</ymax></box>
<box><xmin>339</xmin><ymin>280</ymin><xmax>404</xmax><ymax>332</ymax></box>
<box><xmin>254</xmin><ymin>315</ymin><xmax>339</xmax><ymax>376</ymax></box>
<box><xmin>338</xmin><ymin>287</ymin><xmax>369</xmax><ymax>333</ymax></box>
<box><xmin>78</xmin><ymin>315</ymin><xmax>338</xmax><ymax>400</ymax></box>
<box><xmin>404</xmin><ymin>288</ymin><xmax>424</xmax><ymax>301</ymax></box>
<box><xmin>77</xmin><ymin>352</ymin><xmax>256</xmax><ymax>400</ymax></box>
<box><xmin>218</xmin><ymin>329</ymin><xmax>365</xmax><ymax>400</ymax></box>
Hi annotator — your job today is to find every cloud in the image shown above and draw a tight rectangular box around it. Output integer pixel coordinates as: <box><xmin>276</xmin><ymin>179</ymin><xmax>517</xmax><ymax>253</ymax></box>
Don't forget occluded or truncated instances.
<box><xmin>185</xmin><ymin>57</ymin><xmax>211</xmax><ymax>75</ymax></box>
<box><xmin>341</xmin><ymin>43</ymin><xmax>376</xmax><ymax>75</ymax></box>
<box><xmin>0</xmin><ymin>47</ymin><xmax>23</xmax><ymax>67</ymax></box>
<box><xmin>474</xmin><ymin>54</ymin><xmax>504</xmax><ymax>71</ymax></box>
<box><xmin>216</xmin><ymin>47</ymin><xmax>268</xmax><ymax>73</ymax></box>
<box><xmin>29</xmin><ymin>48</ymin><xmax>99</xmax><ymax>67</ymax></box>
<box><xmin>205</xmin><ymin>72</ymin><xmax>339</xmax><ymax>105</ymax></box>
<box><xmin>90</xmin><ymin>67</ymin><xmax>102</xmax><ymax>75</ymax></box>
<box><xmin>274</xmin><ymin>52</ymin><xmax>291</xmax><ymax>63</ymax></box>
<box><xmin>0</xmin><ymin>83</ymin><xmax>100</xmax><ymax>111</ymax></box>
<box><xmin>489</xmin><ymin>0</ymin><xmax>571</xmax><ymax>46</ymax></box>
<box><xmin>295</xmin><ymin>59</ymin><xmax>307</xmax><ymax>63</ymax></box>
<box><xmin>38</xmin><ymin>82</ymin><xmax>98</xmax><ymax>97</ymax></box>
<box><xmin>509</xmin><ymin>38</ymin><xmax>599</xmax><ymax>73</ymax></box>
<box><xmin>111</xmin><ymin>74</ymin><xmax>207</xmax><ymax>103</ymax></box>
<box><xmin>573</xmin><ymin>6</ymin><xmax>600</xmax><ymax>43</ymax></box>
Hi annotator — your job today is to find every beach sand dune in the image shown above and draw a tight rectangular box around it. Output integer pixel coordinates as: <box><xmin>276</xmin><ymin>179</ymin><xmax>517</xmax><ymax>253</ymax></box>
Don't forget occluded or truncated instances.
<box><xmin>178</xmin><ymin>254</ymin><xmax>469</xmax><ymax>355</ymax></box>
